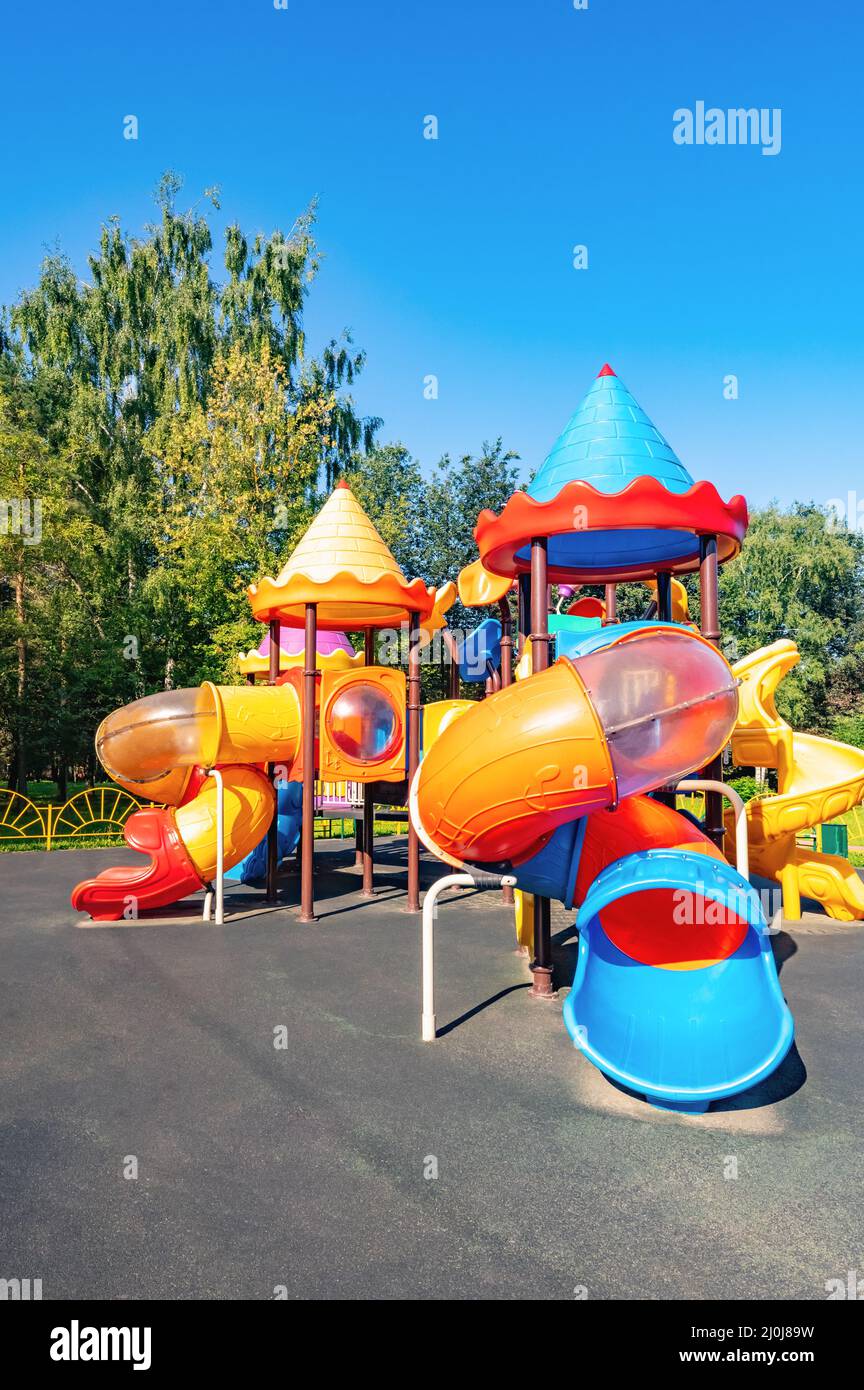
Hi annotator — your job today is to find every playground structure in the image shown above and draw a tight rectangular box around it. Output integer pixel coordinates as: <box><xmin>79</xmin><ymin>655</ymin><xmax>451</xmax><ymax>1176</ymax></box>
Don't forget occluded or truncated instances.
<box><xmin>728</xmin><ymin>641</ymin><xmax>864</xmax><ymax>921</ymax></box>
<box><xmin>410</xmin><ymin>362</ymin><xmax>853</xmax><ymax>1110</ymax></box>
<box><xmin>69</xmin><ymin>364</ymin><xmax>864</xmax><ymax>1111</ymax></box>
<box><xmin>232</xmin><ymin>625</ymin><xmax>362</xmax><ymax>884</ymax></box>
<box><xmin>71</xmin><ymin>481</ymin><xmax>455</xmax><ymax>920</ymax></box>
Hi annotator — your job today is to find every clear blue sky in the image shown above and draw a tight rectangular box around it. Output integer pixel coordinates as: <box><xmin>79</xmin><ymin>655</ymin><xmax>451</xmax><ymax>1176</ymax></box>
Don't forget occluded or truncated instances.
<box><xmin>2</xmin><ymin>0</ymin><xmax>861</xmax><ymax>508</ymax></box>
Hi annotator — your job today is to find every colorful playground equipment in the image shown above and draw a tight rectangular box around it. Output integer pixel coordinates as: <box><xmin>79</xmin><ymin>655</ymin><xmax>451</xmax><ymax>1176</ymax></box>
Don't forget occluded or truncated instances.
<box><xmin>412</xmin><ymin>364</ymin><xmax>799</xmax><ymax>1110</ymax></box>
<box><xmin>70</xmin><ymin>684</ymin><xmax>293</xmax><ymax>918</ymax></box>
<box><xmin>72</xmin><ymin>482</ymin><xmax>452</xmax><ymax>920</ymax></box>
<box><xmin>230</xmin><ymin>626</ymin><xmax>362</xmax><ymax>884</ymax></box>
<box><xmin>729</xmin><ymin>640</ymin><xmax>864</xmax><ymax>921</ymax></box>
<box><xmin>70</xmin><ymin>361</ymin><xmax>864</xmax><ymax>1111</ymax></box>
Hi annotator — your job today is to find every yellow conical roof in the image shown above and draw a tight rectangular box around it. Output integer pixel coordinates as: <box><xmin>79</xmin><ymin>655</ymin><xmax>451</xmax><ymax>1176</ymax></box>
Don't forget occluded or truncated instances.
<box><xmin>248</xmin><ymin>482</ymin><xmax>439</xmax><ymax>629</ymax></box>
<box><xmin>279</xmin><ymin>482</ymin><xmax>405</xmax><ymax>586</ymax></box>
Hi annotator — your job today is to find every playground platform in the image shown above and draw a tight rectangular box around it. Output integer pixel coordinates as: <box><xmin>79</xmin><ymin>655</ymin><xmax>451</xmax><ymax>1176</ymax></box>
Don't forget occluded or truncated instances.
<box><xmin>1</xmin><ymin>838</ymin><xmax>863</xmax><ymax>1300</ymax></box>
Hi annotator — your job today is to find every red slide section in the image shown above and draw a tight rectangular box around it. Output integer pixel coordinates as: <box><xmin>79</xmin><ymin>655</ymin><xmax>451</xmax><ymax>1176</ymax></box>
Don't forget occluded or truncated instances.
<box><xmin>70</xmin><ymin>806</ymin><xmax>205</xmax><ymax>922</ymax></box>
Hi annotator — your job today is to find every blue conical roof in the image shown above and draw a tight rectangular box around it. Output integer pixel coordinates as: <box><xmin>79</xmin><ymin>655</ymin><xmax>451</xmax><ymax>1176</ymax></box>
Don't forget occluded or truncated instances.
<box><xmin>529</xmin><ymin>365</ymin><xmax>693</xmax><ymax>503</ymax></box>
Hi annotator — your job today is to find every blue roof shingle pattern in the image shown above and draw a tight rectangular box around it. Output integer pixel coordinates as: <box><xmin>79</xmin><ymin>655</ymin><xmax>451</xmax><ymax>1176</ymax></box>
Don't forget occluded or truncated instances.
<box><xmin>529</xmin><ymin>367</ymin><xmax>694</xmax><ymax>502</ymax></box>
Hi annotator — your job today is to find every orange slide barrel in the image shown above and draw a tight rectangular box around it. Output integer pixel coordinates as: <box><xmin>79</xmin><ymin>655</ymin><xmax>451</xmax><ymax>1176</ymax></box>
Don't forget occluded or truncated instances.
<box><xmin>413</xmin><ymin>660</ymin><xmax>614</xmax><ymax>864</ymax></box>
<box><xmin>412</xmin><ymin>626</ymin><xmax>739</xmax><ymax>865</ymax></box>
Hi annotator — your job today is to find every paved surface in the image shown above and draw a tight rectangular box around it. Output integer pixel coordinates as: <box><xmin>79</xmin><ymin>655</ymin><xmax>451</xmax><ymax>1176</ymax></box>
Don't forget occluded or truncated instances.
<box><xmin>1</xmin><ymin>839</ymin><xmax>862</xmax><ymax>1300</ymax></box>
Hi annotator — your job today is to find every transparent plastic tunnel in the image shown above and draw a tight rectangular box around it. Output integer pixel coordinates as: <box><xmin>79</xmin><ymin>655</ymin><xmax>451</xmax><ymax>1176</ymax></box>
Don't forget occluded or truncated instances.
<box><xmin>575</xmin><ymin>630</ymin><xmax>739</xmax><ymax>799</ymax></box>
<box><xmin>96</xmin><ymin>686</ymin><xmax>220</xmax><ymax>784</ymax></box>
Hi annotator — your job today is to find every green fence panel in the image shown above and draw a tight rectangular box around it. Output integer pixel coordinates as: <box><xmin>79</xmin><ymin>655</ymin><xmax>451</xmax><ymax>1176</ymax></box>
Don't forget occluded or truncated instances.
<box><xmin>820</xmin><ymin>823</ymin><xmax>849</xmax><ymax>857</ymax></box>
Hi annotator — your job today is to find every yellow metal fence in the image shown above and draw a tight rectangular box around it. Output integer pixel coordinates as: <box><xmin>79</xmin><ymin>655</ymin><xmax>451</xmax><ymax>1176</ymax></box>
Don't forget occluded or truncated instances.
<box><xmin>0</xmin><ymin>787</ymin><xmax>140</xmax><ymax>850</ymax></box>
<box><xmin>1</xmin><ymin>783</ymin><xmax>407</xmax><ymax>850</ymax></box>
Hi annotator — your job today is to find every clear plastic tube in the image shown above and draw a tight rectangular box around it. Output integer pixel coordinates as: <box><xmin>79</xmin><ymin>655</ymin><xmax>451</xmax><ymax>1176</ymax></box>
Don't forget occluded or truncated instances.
<box><xmin>575</xmin><ymin>631</ymin><xmax>738</xmax><ymax>798</ymax></box>
<box><xmin>96</xmin><ymin>686</ymin><xmax>219</xmax><ymax>783</ymax></box>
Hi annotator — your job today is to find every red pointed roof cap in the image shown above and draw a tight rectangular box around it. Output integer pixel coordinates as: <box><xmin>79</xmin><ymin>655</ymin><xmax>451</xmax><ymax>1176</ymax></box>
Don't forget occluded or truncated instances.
<box><xmin>335</xmin><ymin>478</ymin><xmax>350</xmax><ymax>489</ymax></box>
<box><xmin>597</xmin><ymin>362</ymin><xmax>616</xmax><ymax>377</ymax></box>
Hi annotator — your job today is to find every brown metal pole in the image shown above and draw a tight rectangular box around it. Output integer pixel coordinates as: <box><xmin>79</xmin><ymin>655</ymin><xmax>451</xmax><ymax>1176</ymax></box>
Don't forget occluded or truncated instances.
<box><xmin>603</xmin><ymin>583</ymin><xmax>617</xmax><ymax>625</ymax></box>
<box><xmin>268</xmin><ymin>619</ymin><xmax>280</xmax><ymax>678</ymax></box>
<box><xmin>656</xmin><ymin>571</ymin><xmax>672</xmax><ymax>622</ymax></box>
<box><xmin>529</xmin><ymin>539</ymin><xmax>555</xmax><ymax>998</ymax></box>
<box><xmin>529</xmin><ymin>545</ymin><xmax>550</xmax><ymax>667</ymax></box>
<box><xmin>443</xmin><ymin>629</ymin><xmax>460</xmax><ymax>699</ymax></box>
<box><xmin>265</xmin><ymin>618</ymin><xmax>281</xmax><ymax>904</ymax></box>
<box><xmin>699</xmin><ymin>536</ymin><xmax>725</xmax><ymax>850</ymax></box>
<box><xmin>406</xmin><ymin>612</ymin><xmax>421</xmax><ymax>912</ymax></box>
<box><xmin>498</xmin><ymin>595</ymin><xmax>513</xmax><ymax>688</ymax></box>
<box><xmin>354</xmin><ymin>626</ymin><xmax>366</xmax><ymax>866</ymax></box>
<box><xmin>299</xmin><ymin>604</ymin><xmax>318</xmax><ymax>921</ymax></box>
<box><xmin>699</xmin><ymin>539</ymin><xmax>720</xmax><ymax>640</ymax></box>
<box><xmin>361</xmin><ymin>628</ymin><xmax>375</xmax><ymax>897</ymax></box>
<box><xmin>517</xmin><ymin>572</ymin><xmax>530</xmax><ymax>655</ymax></box>
<box><xmin>497</xmin><ymin>595</ymin><xmax>515</xmax><ymax>907</ymax></box>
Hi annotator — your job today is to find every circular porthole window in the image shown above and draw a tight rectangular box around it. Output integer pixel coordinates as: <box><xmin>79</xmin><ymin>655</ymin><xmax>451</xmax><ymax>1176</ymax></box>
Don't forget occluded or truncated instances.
<box><xmin>326</xmin><ymin>683</ymin><xmax>401</xmax><ymax>763</ymax></box>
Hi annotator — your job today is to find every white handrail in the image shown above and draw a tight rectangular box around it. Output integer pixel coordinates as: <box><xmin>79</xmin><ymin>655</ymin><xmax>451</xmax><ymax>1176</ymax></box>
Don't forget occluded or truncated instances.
<box><xmin>422</xmin><ymin>872</ymin><xmax>516</xmax><ymax>1041</ymax></box>
<box><xmin>675</xmin><ymin>778</ymin><xmax>748</xmax><ymax>880</ymax></box>
<box><xmin>202</xmin><ymin>768</ymin><xmax>225</xmax><ymax>926</ymax></box>
<box><xmin>420</xmin><ymin>782</ymin><xmax>748</xmax><ymax>1042</ymax></box>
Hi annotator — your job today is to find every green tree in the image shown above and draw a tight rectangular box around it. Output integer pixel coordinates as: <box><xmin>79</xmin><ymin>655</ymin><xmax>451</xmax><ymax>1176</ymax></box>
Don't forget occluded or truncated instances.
<box><xmin>421</xmin><ymin>439</ymin><xmax>522</xmax><ymax>630</ymax></box>
<box><xmin>0</xmin><ymin>174</ymin><xmax>378</xmax><ymax>790</ymax></box>
<box><xmin>719</xmin><ymin>503</ymin><xmax>864</xmax><ymax>731</ymax></box>
<box><xmin>344</xmin><ymin>443</ymin><xmax>427</xmax><ymax>579</ymax></box>
<box><xmin>0</xmin><ymin>375</ymin><xmax>106</xmax><ymax>790</ymax></box>
<box><xmin>148</xmin><ymin>342</ymin><xmax>333</xmax><ymax>684</ymax></box>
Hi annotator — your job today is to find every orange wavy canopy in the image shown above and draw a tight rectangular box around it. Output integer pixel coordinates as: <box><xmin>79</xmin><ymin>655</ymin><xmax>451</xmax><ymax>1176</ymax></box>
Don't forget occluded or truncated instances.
<box><xmin>474</xmin><ymin>477</ymin><xmax>748</xmax><ymax>584</ymax></box>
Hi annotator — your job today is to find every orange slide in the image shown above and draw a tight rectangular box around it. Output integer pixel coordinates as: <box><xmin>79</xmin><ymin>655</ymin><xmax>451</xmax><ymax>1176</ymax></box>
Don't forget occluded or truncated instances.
<box><xmin>411</xmin><ymin>622</ymin><xmax>740</xmax><ymax>869</ymax></box>
<box><xmin>71</xmin><ymin>683</ymin><xmax>301</xmax><ymax>920</ymax></box>
<box><xmin>409</xmin><ymin>622</ymin><xmax>796</xmax><ymax>1112</ymax></box>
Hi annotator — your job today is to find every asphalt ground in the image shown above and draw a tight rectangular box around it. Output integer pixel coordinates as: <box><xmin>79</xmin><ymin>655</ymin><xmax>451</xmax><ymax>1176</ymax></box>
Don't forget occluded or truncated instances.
<box><xmin>0</xmin><ymin>838</ymin><xmax>861</xmax><ymax>1299</ymax></box>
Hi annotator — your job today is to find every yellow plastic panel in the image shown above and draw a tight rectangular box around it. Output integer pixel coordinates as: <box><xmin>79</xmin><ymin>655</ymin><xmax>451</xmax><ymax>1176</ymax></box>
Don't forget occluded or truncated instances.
<box><xmin>319</xmin><ymin>667</ymin><xmax>406</xmax><ymax>783</ymax></box>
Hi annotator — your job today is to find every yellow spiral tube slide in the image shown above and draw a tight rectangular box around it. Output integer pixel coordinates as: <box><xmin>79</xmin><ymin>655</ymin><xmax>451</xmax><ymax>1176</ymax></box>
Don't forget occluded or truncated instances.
<box><xmin>93</xmin><ymin>681</ymin><xmax>302</xmax><ymax>879</ymax></box>
<box><xmin>174</xmin><ymin>765</ymin><xmax>277</xmax><ymax>881</ymax></box>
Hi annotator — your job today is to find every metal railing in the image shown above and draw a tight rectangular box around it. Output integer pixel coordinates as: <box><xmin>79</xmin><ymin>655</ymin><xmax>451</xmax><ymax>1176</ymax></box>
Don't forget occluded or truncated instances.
<box><xmin>421</xmin><ymin>779</ymin><xmax>750</xmax><ymax>1043</ymax></box>
<box><xmin>674</xmin><ymin>778</ymin><xmax>749</xmax><ymax>878</ymax></box>
<box><xmin>0</xmin><ymin>780</ymin><xmax>393</xmax><ymax>852</ymax></box>
<box><xmin>421</xmin><ymin>871</ymin><xmax>517</xmax><ymax>1042</ymax></box>
<box><xmin>0</xmin><ymin>786</ymin><xmax>141</xmax><ymax>850</ymax></box>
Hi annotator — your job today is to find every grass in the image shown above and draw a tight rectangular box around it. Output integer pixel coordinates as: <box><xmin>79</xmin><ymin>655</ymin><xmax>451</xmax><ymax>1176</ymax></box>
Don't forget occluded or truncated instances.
<box><xmin>10</xmin><ymin>780</ymin><xmax>91</xmax><ymax>805</ymax></box>
<box><xmin>0</xmin><ymin>818</ymin><xmax>406</xmax><ymax>853</ymax></box>
<box><xmin>831</xmin><ymin>805</ymin><xmax>864</xmax><ymax>847</ymax></box>
<box><xmin>0</xmin><ymin>834</ymin><xmax>126</xmax><ymax>853</ymax></box>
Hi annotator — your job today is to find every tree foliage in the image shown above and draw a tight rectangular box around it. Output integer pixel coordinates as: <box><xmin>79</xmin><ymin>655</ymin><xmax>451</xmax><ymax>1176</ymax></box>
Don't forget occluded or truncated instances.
<box><xmin>0</xmin><ymin>178</ymin><xmax>522</xmax><ymax>788</ymax></box>
<box><xmin>3</xmin><ymin>177</ymin><xmax>864</xmax><ymax>792</ymax></box>
<box><xmin>719</xmin><ymin>504</ymin><xmax>864</xmax><ymax>731</ymax></box>
<box><xmin>0</xmin><ymin>177</ymin><xmax>378</xmax><ymax>786</ymax></box>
